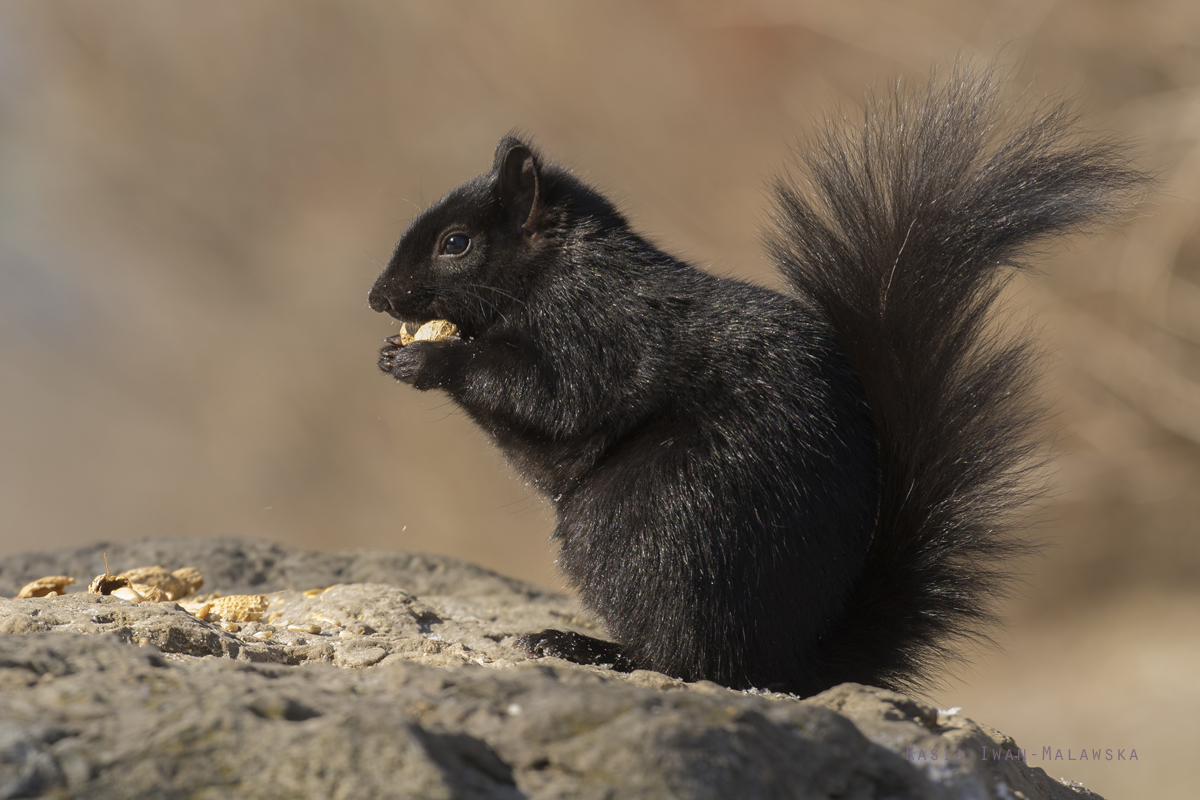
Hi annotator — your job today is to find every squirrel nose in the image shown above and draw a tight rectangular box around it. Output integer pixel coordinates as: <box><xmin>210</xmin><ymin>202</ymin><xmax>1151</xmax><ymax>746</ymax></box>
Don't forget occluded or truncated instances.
<box><xmin>368</xmin><ymin>288</ymin><xmax>393</xmax><ymax>314</ymax></box>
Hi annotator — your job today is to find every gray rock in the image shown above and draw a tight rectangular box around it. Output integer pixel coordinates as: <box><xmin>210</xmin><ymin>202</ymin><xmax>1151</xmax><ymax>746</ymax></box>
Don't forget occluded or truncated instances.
<box><xmin>0</xmin><ymin>539</ymin><xmax>1101</xmax><ymax>799</ymax></box>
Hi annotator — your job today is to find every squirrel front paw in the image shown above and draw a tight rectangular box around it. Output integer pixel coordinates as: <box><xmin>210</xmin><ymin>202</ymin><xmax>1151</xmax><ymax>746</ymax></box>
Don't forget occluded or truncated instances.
<box><xmin>379</xmin><ymin>339</ymin><xmax>441</xmax><ymax>387</ymax></box>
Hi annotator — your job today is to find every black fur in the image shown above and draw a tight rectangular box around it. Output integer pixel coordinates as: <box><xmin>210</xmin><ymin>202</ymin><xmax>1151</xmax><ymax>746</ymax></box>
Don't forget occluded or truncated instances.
<box><xmin>368</xmin><ymin>68</ymin><xmax>1146</xmax><ymax>696</ymax></box>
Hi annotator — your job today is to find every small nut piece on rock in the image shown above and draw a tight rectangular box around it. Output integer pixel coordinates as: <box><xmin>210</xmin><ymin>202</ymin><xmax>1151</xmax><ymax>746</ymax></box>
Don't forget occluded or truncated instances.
<box><xmin>183</xmin><ymin>601</ymin><xmax>212</xmax><ymax>621</ymax></box>
<box><xmin>386</xmin><ymin>319</ymin><xmax>458</xmax><ymax>348</ymax></box>
<box><xmin>15</xmin><ymin>576</ymin><xmax>75</xmax><ymax>599</ymax></box>
<box><xmin>111</xmin><ymin>585</ymin><xmax>146</xmax><ymax>603</ymax></box>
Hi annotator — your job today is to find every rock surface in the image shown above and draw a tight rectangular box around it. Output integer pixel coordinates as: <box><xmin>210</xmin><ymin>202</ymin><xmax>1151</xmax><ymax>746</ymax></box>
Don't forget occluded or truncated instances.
<box><xmin>0</xmin><ymin>538</ymin><xmax>1100</xmax><ymax>799</ymax></box>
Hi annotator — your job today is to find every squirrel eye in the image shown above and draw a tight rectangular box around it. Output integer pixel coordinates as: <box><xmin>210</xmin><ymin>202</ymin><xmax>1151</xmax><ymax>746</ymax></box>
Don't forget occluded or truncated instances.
<box><xmin>441</xmin><ymin>233</ymin><xmax>470</xmax><ymax>256</ymax></box>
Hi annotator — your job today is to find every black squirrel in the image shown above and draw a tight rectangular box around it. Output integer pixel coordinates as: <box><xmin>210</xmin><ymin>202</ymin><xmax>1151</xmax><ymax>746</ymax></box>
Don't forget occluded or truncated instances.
<box><xmin>368</xmin><ymin>68</ymin><xmax>1146</xmax><ymax>696</ymax></box>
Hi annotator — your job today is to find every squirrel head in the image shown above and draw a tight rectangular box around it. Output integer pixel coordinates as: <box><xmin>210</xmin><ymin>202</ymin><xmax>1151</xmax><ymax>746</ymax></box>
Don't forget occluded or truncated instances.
<box><xmin>368</xmin><ymin>134</ymin><xmax>627</xmax><ymax>340</ymax></box>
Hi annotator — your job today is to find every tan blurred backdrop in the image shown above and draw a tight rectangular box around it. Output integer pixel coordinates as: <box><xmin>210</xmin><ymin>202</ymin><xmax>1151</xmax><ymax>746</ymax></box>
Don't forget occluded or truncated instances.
<box><xmin>1</xmin><ymin>1</ymin><xmax>1197</xmax><ymax>797</ymax></box>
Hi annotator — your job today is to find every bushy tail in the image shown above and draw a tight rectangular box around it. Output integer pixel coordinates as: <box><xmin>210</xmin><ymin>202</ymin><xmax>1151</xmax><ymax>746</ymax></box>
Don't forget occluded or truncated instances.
<box><xmin>767</xmin><ymin>67</ymin><xmax>1147</xmax><ymax>694</ymax></box>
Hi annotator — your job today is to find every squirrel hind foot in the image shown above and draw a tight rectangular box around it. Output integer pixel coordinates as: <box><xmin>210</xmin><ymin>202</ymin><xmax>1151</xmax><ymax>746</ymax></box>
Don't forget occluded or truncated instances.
<box><xmin>514</xmin><ymin>629</ymin><xmax>636</xmax><ymax>672</ymax></box>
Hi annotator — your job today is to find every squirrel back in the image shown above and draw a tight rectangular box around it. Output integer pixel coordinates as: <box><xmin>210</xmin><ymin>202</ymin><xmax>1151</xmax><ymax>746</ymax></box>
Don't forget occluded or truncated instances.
<box><xmin>369</xmin><ymin>67</ymin><xmax>1146</xmax><ymax>696</ymax></box>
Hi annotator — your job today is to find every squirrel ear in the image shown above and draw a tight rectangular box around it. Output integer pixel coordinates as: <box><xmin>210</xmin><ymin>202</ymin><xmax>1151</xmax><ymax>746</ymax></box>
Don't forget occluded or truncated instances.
<box><xmin>495</xmin><ymin>137</ymin><xmax>541</xmax><ymax>236</ymax></box>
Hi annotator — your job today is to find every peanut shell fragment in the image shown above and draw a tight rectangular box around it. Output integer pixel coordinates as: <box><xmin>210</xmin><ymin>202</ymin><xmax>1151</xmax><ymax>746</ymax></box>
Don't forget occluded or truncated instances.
<box><xmin>172</xmin><ymin>567</ymin><xmax>205</xmax><ymax>596</ymax></box>
<box><xmin>88</xmin><ymin>574</ymin><xmax>130</xmax><ymax>595</ymax></box>
<box><xmin>199</xmin><ymin>594</ymin><xmax>269</xmax><ymax>622</ymax></box>
<box><xmin>15</xmin><ymin>576</ymin><xmax>75</xmax><ymax>599</ymax></box>
<box><xmin>131</xmin><ymin>584</ymin><xmax>170</xmax><ymax>602</ymax></box>
<box><xmin>118</xmin><ymin>566</ymin><xmax>193</xmax><ymax>601</ymax></box>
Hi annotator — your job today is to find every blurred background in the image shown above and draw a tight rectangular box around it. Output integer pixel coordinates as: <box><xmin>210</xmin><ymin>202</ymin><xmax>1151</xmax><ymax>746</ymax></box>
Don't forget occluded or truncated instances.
<box><xmin>0</xmin><ymin>1</ymin><xmax>1196</xmax><ymax>796</ymax></box>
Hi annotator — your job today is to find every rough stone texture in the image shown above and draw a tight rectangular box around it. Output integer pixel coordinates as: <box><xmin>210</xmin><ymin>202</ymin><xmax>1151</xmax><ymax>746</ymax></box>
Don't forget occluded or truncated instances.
<box><xmin>0</xmin><ymin>539</ymin><xmax>1101</xmax><ymax>799</ymax></box>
